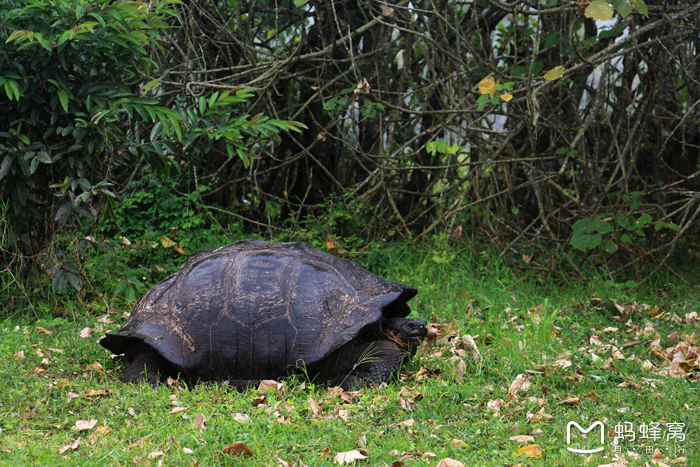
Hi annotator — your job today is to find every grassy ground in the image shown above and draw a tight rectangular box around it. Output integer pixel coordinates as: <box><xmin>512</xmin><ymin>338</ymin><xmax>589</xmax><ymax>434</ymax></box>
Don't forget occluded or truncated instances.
<box><xmin>1</xmin><ymin>241</ymin><xmax>698</xmax><ymax>466</ymax></box>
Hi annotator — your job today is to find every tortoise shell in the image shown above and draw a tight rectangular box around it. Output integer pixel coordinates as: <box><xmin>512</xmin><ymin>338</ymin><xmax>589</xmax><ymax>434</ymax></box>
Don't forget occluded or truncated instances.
<box><xmin>100</xmin><ymin>239</ymin><xmax>417</xmax><ymax>383</ymax></box>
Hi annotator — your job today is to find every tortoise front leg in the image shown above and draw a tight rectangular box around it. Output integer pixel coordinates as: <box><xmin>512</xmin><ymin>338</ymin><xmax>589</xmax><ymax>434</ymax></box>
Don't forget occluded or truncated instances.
<box><xmin>124</xmin><ymin>342</ymin><xmax>175</xmax><ymax>385</ymax></box>
<box><xmin>334</xmin><ymin>341</ymin><xmax>406</xmax><ymax>390</ymax></box>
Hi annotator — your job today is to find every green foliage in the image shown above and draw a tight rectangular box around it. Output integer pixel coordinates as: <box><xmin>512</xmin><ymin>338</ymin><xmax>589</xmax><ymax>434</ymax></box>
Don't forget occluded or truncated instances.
<box><xmin>426</xmin><ymin>139</ymin><xmax>461</xmax><ymax>156</ymax></box>
<box><xmin>33</xmin><ymin>174</ymin><xmax>232</xmax><ymax>298</ymax></box>
<box><xmin>570</xmin><ymin>192</ymin><xmax>679</xmax><ymax>255</ymax></box>
<box><xmin>0</xmin><ymin>0</ymin><xmax>306</xmax><ymax>264</ymax></box>
<box><xmin>0</xmin><ymin>0</ymin><xmax>174</xmax><ymax>238</ymax></box>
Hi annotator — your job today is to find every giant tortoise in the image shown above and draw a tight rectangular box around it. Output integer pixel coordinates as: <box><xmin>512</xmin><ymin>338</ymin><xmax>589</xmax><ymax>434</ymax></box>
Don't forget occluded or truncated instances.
<box><xmin>100</xmin><ymin>239</ymin><xmax>426</xmax><ymax>389</ymax></box>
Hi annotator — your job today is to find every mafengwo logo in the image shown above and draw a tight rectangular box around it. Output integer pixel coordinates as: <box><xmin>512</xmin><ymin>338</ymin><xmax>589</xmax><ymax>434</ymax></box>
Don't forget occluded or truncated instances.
<box><xmin>567</xmin><ymin>421</ymin><xmax>605</xmax><ymax>453</ymax></box>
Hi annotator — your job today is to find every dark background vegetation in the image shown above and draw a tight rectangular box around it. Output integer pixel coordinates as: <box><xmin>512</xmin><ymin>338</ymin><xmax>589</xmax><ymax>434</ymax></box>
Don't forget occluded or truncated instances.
<box><xmin>1</xmin><ymin>0</ymin><xmax>699</xmax><ymax>302</ymax></box>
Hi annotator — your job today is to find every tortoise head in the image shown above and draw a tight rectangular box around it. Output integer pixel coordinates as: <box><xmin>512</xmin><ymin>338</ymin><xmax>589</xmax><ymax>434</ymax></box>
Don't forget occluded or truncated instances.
<box><xmin>383</xmin><ymin>318</ymin><xmax>427</xmax><ymax>354</ymax></box>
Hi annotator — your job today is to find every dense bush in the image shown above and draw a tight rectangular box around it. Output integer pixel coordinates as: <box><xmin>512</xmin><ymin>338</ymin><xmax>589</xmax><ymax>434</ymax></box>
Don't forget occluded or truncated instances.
<box><xmin>145</xmin><ymin>0</ymin><xmax>699</xmax><ymax>280</ymax></box>
<box><xmin>0</xmin><ymin>0</ymin><xmax>304</xmax><ymax>289</ymax></box>
<box><xmin>3</xmin><ymin>0</ymin><xmax>700</xmax><ymax>300</ymax></box>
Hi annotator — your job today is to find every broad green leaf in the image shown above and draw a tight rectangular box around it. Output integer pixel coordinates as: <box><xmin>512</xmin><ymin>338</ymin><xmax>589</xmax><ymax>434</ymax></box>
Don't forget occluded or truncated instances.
<box><xmin>572</xmin><ymin>217</ymin><xmax>596</xmax><ymax>234</ymax></box>
<box><xmin>30</xmin><ymin>156</ymin><xmax>40</xmax><ymax>174</ymax></box>
<box><xmin>612</xmin><ymin>0</ymin><xmax>633</xmax><ymax>18</ymax></box>
<box><xmin>131</xmin><ymin>97</ymin><xmax>159</xmax><ymax>105</ymax></box>
<box><xmin>635</xmin><ymin>213</ymin><xmax>652</xmax><ymax>226</ymax></box>
<box><xmin>58</xmin><ymin>89</ymin><xmax>69</xmax><ymax>112</ymax></box>
<box><xmin>622</xmin><ymin>191</ymin><xmax>643</xmax><ymax>209</ymax></box>
<box><xmin>4</xmin><ymin>82</ymin><xmax>14</xmax><ymax>100</ymax></box>
<box><xmin>616</xmin><ymin>215</ymin><xmax>631</xmax><ymax>228</ymax></box>
<box><xmin>294</xmin><ymin>0</ymin><xmax>309</xmax><ymax>5</ymax></box>
<box><xmin>143</xmin><ymin>79</ymin><xmax>160</xmax><ymax>93</ymax></box>
<box><xmin>585</xmin><ymin>0</ymin><xmax>614</xmax><ymax>21</ymax></box>
<box><xmin>543</xmin><ymin>66</ymin><xmax>565</xmax><ymax>81</ymax></box>
<box><xmin>602</xmin><ymin>240</ymin><xmax>618</xmax><ymax>253</ymax></box>
<box><xmin>0</xmin><ymin>154</ymin><xmax>13</xmax><ymax>181</ymax></box>
<box><xmin>635</xmin><ymin>0</ymin><xmax>648</xmax><ymax>18</ymax></box>
<box><xmin>599</xmin><ymin>22</ymin><xmax>626</xmax><ymax>40</ymax></box>
<box><xmin>571</xmin><ymin>233</ymin><xmax>602</xmax><ymax>251</ymax></box>
<box><xmin>36</xmin><ymin>151</ymin><xmax>52</xmax><ymax>163</ymax></box>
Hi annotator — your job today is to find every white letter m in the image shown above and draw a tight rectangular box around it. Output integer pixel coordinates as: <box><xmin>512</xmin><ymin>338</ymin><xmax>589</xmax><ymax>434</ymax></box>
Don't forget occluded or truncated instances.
<box><xmin>566</xmin><ymin>421</ymin><xmax>605</xmax><ymax>453</ymax></box>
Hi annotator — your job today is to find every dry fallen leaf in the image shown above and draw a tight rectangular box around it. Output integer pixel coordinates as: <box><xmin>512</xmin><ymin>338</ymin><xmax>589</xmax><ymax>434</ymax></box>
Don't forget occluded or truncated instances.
<box><xmin>222</xmin><ymin>441</ymin><xmax>253</xmax><ymax>458</ymax></box>
<box><xmin>78</xmin><ymin>327</ymin><xmax>91</xmax><ymax>338</ymax></box>
<box><xmin>612</xmin><ymin>346</ymin><xmax>625</xmax><ymax>359</ymax></box>
<box><xmin>84</xmin><ymin>389</ymin><xmax>109</xmax><ymax>397</ymax></box>
<box><xmin>487</xmin><ymin>399</ymin><xmax>505</xmax><ymax>412</ymax></box>
<box><xmin>258</xmin><ymin>379</ymin><xmax>282</xmax><ymax>394</ymax></box>
<box><xmin>233</xmin><ymin>412</ymin><xmax>249</xmax><ymax>423</ymax></box>
<box><xmin>517</xmin><ymin>444</ymin><xmax>543</xmax><ymax>458</ymax></box>
<box><xmin>88</xmin><ymin>362</ymin><xmax>104</xmax><ymax>373</ymax></box>
<box><xmin>308</xmin><ymin>397</ymin><xmax>320</xmax><ymax>416</ymax></box>
<box><xmin>508</xmin><ymin>374</ymin><xmax>531</xmax><ymax>394</ymax></box>
<box><xmin>96</xmin><ymin>314</ymin><xmax>115</xmax><ymax>324</ymax></box>
<box><xmin>657</xmin><ymin>362</ymin><xmax>688</xmax><ymax>378</ymax></box>
<box><xmin>148</xmin><ymin>451</ymin><xmax>164</xmax><ymax>459</ymax></box>
<box><xmin>450</xmin><ymin>439</ymin><xmax>465</xmax><ymax>447</ymax></box>
<box><xmin>426</xmin><ymin>326</ymin><xmax>440</xmax><ymax>342</ymax></box>
<box><xmin>193</xmin><ymin>413</ymin><xmax>206</xmax><ymax>432</ymax></box>
<box><xmin>454</xmin><ymin>358</ymin><xmax>467</xmax><ymax>379</ymax></box>
<box><xmin>509</xmin><ymin>435</ymin><xmax>535</xmax><ymax>443</ymax></box>
<box><xmin>72</xmin><ymin>419</ymin><xmax>98</xmax><ymax>431</ymax></box>
<box><xmin>335</xmin><ymin>450</ymin><xmax>367</xmax><ymax>464</ymax></box>
<box><xmin>14</xmin><ymin>350</ymin><xmax>24</xmax><ymax>359</ymax></box>
<box><xmin>651</xmin><ymin>448</ymin><xmax>670</xmax><ymax>467</ymax></box>
<box><xmin>435</xmin><ymin>459</ymin><xmax>465</xmax><ymax>467</ymax></box>
<box><xmin>95</xmin><ymin>425</ymin><xmax>112</xmax><ymax>435</ymax></box>
<box><xmin>558</xmin><ymin>397</ymin><xmax>580</xmax><ymax>406</ymax></box>
<box><xmin>169</xmin><ymin>406</ymin><xmax>189</xmax><ymax>414</ymax></box>
<box><xmin>397</xmin><ymin>418</ymin><xmax>415</xmax><ymax>427</ymax></box>
<box><xmin>58</xmin><ymin>437</ymin><xmax>82</xmax><ymax>454</ymax></box>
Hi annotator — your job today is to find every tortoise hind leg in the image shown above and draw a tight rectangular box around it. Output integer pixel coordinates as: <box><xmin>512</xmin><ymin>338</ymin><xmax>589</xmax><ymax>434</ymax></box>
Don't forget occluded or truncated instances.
<box><xmin>124</xmin><ymin>342</ymin><xmax>176</xmax><ymax>385</ymax></box>
<box><xmin>333</xmin><ymin>341</ymin><xmax>406</xmax><ymax>390</ymax></box>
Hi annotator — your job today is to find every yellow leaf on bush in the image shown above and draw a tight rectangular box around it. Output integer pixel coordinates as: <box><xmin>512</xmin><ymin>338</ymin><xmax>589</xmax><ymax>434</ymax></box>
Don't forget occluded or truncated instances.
<box><xmin>544</xmin><ymin>66</ymin><xmax>565</xmax><ymax>81</ymax></box>
<box><xmin>478</xmin><ymin>77</ymin><xmax>498</xmax><ymax>97</ymax></box>
<box><xmin>499</xmin><ymin>93</ymin><xmax>513</xmax><ymax>102</ymax></box>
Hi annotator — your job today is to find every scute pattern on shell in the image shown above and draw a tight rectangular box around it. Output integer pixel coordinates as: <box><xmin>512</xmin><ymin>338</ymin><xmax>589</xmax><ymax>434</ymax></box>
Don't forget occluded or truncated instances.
<box><xmin>101</xmin><ymin>239</ymin><xmax>417</xmax><ymax>382</ymax></box>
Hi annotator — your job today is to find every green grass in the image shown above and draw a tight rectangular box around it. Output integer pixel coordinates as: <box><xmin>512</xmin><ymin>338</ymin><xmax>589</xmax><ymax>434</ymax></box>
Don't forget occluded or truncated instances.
<box><xmin>1</xmin><ymin>241</ymin><xmax>698</xmax><ymax>466</ymax></box>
